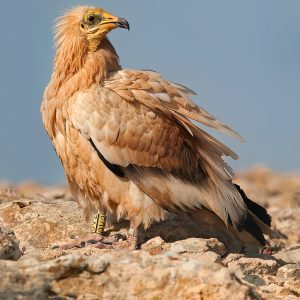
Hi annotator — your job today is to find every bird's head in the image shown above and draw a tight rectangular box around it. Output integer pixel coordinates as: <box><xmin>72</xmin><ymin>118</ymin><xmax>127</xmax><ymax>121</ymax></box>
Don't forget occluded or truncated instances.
<box><xmin>80</xmin><ymin>8</ymin><xmax>129</xmax><ymax>51</ymax></box>
<box><xmin>55</xmin><ymin>6</ymin><xmax>129</xmax><ymax>53</ymax></box>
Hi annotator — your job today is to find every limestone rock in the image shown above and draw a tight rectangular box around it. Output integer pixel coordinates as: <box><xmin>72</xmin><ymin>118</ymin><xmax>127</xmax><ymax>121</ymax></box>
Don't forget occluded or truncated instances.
<box><xmin>0</xmin><ymin>197</ymin><xmax>88</xmax><ymax>259</ymax></box>
<box><xmin>141</xmin><ymin>236</ymin><xmax>165</xmax><ymax>252</ymax></box>
<box><xmin>0</xmin><ymin>167</ymin><xmax>300</xmax><ymax>299</ymax></box>
<box><xmin>0</xmin><ymin>183</ymin><xmax>20</xmax><ymax>203</ymax></box>
<box><xmin>0</xmin><ymin>225</ymin><xmax>21</xmax><ymax>260</ymax></box>
<box><xmin>0</xmin><ymin>252</ymin><xmax>258</xmax><ymax>300</ymax></box>
<box><xmin>166</xmin><ymin>238</ymin><xmax>226</xmax><ymax>256</ymax></box>
<box><xmin>228</xmin><ymin>257</ymin><xmax>280</xmax><ymax>276</ymax></box>
<box><xmin>198</xmin><ymin>250</ymin><xmax>222</xmax><ymax>264</ymax></box>
<box><xmin>276</xmin><ymin>264</ymin><xmax>300</xmax><ymax>281</ymax></box>
<box><xmin>228</xmin><ymin>257</ymin><xmax>280</xmax><ymax>285</ymax></box>
<box><xmin>222</xmin><ymin>253</ymin><xmax>244</xmax><ymax>266</ymax></box>
<box><xmin>274</xmin><ymin>245</ymin><xmax>300</xmax><ymax>264</ymax></box>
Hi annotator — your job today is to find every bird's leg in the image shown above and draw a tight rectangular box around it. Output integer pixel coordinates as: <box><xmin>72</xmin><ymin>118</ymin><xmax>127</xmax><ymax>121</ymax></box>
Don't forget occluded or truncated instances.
<box><xmin>56</xmin><ymin>214</ymin><xmax>138</xmax><ymax>250</ymax></box>
<box><xmin>58</xmin><ymin>211</ymin><xmax>114</xmax><ymax>250</ymax></box>
<box><xmin>91</xmin><ymin>213</ymin><xmax>107</xmax><ymax>236</ymax></box>
<box><xmin>85</xmin><ymin>212</ymin><xmax>116</xmax><ymax>246</ymax></box>
<box><xmin>89</xmin><ymin>220</ymin><xmax>138</xmax><ymax>250</ymax></box>
<box><xmin>127</xmin><ymin>224</ymin><xmax>139</xmax><ymax>249</ymax></box>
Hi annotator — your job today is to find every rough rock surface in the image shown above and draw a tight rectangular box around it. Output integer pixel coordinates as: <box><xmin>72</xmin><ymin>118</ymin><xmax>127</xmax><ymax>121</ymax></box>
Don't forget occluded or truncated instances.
<box><xmin>0</xmin><ymin>224</ymin><xmax>22</xmax><ymax>260</ymax></box>
<box><xmin>0</xmin><ymin>166</ymin><xmax>299</xmax><ymax>299</ymax></box>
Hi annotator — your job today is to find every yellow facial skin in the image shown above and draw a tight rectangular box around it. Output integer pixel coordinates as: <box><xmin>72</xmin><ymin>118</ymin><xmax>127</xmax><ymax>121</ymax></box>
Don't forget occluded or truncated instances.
<box><xmin>80</xmin><ymin>8</ymin><xmax>129</xmax><ymax>52</ymax></box>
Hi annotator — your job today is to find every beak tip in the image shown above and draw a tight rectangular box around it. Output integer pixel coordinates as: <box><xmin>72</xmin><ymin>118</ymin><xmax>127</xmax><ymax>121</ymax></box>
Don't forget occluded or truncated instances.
<box><xmin>120</xmin><ymin>18</ymin><xmax>130</xmax><ymax>31</ymax></box>
<box><xmin>103</xmin><ymin>16</ymin><xmax>130</xmax><ymax>31</ymax></box>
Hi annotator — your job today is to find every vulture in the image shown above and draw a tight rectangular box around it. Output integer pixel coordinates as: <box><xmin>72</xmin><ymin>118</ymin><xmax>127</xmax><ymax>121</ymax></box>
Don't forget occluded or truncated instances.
<box><xmin>41</xmin><ymin>6</ymin><xmax>279</xmax><ymax>251</ymax></box>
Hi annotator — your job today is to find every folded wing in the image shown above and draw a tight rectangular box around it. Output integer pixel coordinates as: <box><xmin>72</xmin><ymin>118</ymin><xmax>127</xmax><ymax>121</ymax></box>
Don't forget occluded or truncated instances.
<box><xmin>70</xmin><ymin>69</ymin><xmax>247</xmax><ymax>229</ymax></box>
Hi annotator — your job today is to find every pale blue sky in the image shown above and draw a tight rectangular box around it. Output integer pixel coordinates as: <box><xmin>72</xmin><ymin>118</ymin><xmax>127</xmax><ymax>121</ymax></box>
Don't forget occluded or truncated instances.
<box><xmin>0</xmin><ymin>1</ymin><xmax>299</xmax><ymax>184</ymax></box>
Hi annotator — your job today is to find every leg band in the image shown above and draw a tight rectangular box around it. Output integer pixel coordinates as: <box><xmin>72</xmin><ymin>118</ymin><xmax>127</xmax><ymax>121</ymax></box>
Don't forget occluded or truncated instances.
<box><xmin>91</xmin><ymin>214</ymin><xmax>106</xmax><ymax>234</ymax></box>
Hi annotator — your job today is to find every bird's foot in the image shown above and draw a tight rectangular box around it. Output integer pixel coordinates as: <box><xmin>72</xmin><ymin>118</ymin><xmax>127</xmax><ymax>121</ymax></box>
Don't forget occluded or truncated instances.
<box><xmin>54</xmin><ymin>234</ymin><xmax>114</xmax><ymax>250</ymax></box>
<box><xmin>54</xmin><ymin>231</ymin><xmax>137</xmax><ymax>250</ymax></box>
<box><xmin>93</xmin><ymin>231</ymin><xmax>138</xmax><ymax>250</ymax></box>
<box><xmin>260</xmin><ymin>240</ymin><xmax>272</xmax><ymax>255</ymax></box>
<box><xmin>110</xmin><ymin>234</ymin><xmax>138</xmax><ymax>250</ymax></box>
<box><xmin>261</xmin><ymin>246</ymin><xmax>272</xmax><ymax>255</ymax></box>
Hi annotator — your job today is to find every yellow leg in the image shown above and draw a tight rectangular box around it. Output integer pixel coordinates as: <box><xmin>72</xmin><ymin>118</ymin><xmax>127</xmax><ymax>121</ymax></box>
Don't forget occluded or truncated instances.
<box><xmin>91</xmin><ymin>214</ymin><xmax>107</xmax><ymax>234</ymax></box>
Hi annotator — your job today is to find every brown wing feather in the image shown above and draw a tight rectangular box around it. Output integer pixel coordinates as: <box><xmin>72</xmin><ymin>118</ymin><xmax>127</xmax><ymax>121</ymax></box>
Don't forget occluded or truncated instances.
<box><xmin>104</xmin><ymin>69</ymin><xmax>244</xmax><ymax>141</ymax></box>
<box><xmin>70</xmin><ymin>70</ymin><xmax>247</xmax><ymax>228</ymax></box>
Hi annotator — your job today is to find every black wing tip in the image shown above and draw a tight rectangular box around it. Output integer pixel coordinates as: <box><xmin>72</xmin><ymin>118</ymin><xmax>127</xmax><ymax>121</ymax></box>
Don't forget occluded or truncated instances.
<box><xmin>233</xmin><ymin>183</ymin><xmax>273</xmax><ymax>246</ymax></box>
<box><xmin>244</xmin><ymin>212</ymin><xmax>267</xmax><ymax>246</ymax></box>
<box><xmin>234</xmin><ymin>184</ymin><xmax>271</xmax><ymax>227</ymax></box>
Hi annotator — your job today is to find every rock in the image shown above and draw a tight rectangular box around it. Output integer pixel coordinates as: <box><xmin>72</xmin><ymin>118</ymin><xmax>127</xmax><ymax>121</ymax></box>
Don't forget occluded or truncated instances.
<box><xmin>274</xmin><ymin>245</ymin><xmax>300</xmax><ymax>264</ymax></box>
<box><xmin>141</xmin><ymin>236</ymin><xmax>165</xmax><ymax>252</ymax></box>
<box><xmin>0</xmin><ymin>167</ymin><xmax>300</xmax><ymax>299</ymax></box>
<box><xmin>169</xmin><ymin>241</ymin><xmax>187</xmax><ymax>254</ymax></box>
<box><xmin>222</xmin><ymin>253</ymin><xmax>244</xmax><ymax>266</ymax></box>
<box><xmin>270</xmin><ymin>207</ymin><xmax>300</xmax><ymax>248</ymax></box>
<box><xmin>86</xmin><ymin>256</ymin><xmax>110</xmax><ymax>274</ymax></box>
<box><xmin>0</xmin><ymin>258</ymin><xmax>48</xmax><ymax>299</ymax></box>
<box><xmin>0</xmin><ymin>225</ymin><xmax>21</xmax><ymax>260</ymax></box>
<box><xmin>276</xmin><ymin>264</ymin><xmax>300</xmax><ymax>281</ymax></box>
<box><xmin>228</xmin><ymin>257</ymin><xmax>280</xmax><ymax>275</ymax></box>
<box><xmin>0</xmin><ymin>252</ymin><xmax>257</xmax><ymax>300</ymax></box>
<box><xmin>198</xmin><ymin>251</ymin><xmax>222</xmax><ymax>264</ymax></box>
<box><xmin>0</xmin><ymin>183</ymin><xmax>20</xmax><ymax>203</ymax></box>
<box><xmin>235</xmin><ymin>166</ymin><xmax>300</xmax><ymax>209</ymax></box>
<box><xmin>165</xmin><ymin>238</ymin><xmax>226</xmax><ymax>256</ymax></box>
<box><xmin>0</xmin><ymin>197</ymin><xmax>88</xmax><ymax>259</ymax></box>
<box><xmin>228</xmin><ymin>257</ymin><xmax>280</xmax><ymax>285</ymax></box>
<box><xmin>15</xmin><ymin>181</ymin><xmax>70</xmax><ymax>200</ymax></box>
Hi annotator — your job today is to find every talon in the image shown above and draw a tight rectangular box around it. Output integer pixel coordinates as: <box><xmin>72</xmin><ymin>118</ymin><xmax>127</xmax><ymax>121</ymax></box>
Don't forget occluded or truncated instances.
<box><xmin>86</xmin><ymin>239</ymin><xmax>98</xmax><ymax>245</ymax></box>
<box><xmin>86</xmin><ymin>236</ymin><xmax>104</xmax><ymax>245</ymax></box>
<box><xmin>261</xmin><ymin>241</ymin><xmax>272</xmax><ymax>255</ymax></box>
<box><xmin>262</xmin><ymin>247</ymin><xmax>272</xmax><ymax>255</ymax></box>
<box><xmin>113</xmin><ymin>232</ymin><xmax>127</xmax><ymax>241</ymax></box>
<box><xmin>102</xmin><ymin>240</ymin><xmax>113</xmax><ymax>245</ymax></box>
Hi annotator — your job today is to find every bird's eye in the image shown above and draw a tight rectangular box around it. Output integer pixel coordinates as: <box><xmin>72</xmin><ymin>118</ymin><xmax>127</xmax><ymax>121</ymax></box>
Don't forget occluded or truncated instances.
<box><xmin>87</xmin><ymin>14</ymin><xmax>101</xmax><ymax>25</ymax></box>
<box><xmin>88</xmin><ymin>15</ymin><xmax>95</xmax><ymax>22</ymax></box>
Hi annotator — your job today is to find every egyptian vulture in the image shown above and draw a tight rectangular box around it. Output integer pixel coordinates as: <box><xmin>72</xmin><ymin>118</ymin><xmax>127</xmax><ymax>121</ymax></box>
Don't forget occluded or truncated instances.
<box><xmin>41</xmin><ymin>6</ymin><xmax>278</xmax><ymax>251</ymax></box>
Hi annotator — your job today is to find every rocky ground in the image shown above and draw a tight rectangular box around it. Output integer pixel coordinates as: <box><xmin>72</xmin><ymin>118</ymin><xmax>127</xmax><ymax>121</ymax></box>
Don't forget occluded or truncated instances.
<box><xmin>0</xmin><ymin>166</ymin><xmax>299</xmax><ymax>300</ymax></box>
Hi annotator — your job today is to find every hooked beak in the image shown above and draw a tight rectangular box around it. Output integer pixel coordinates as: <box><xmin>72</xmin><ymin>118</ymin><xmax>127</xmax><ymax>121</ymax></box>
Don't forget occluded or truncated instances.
<box><xmin>101</xmin><ymin>14</ymin><xmax>130</xmax><ymax>30</ymax></box>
